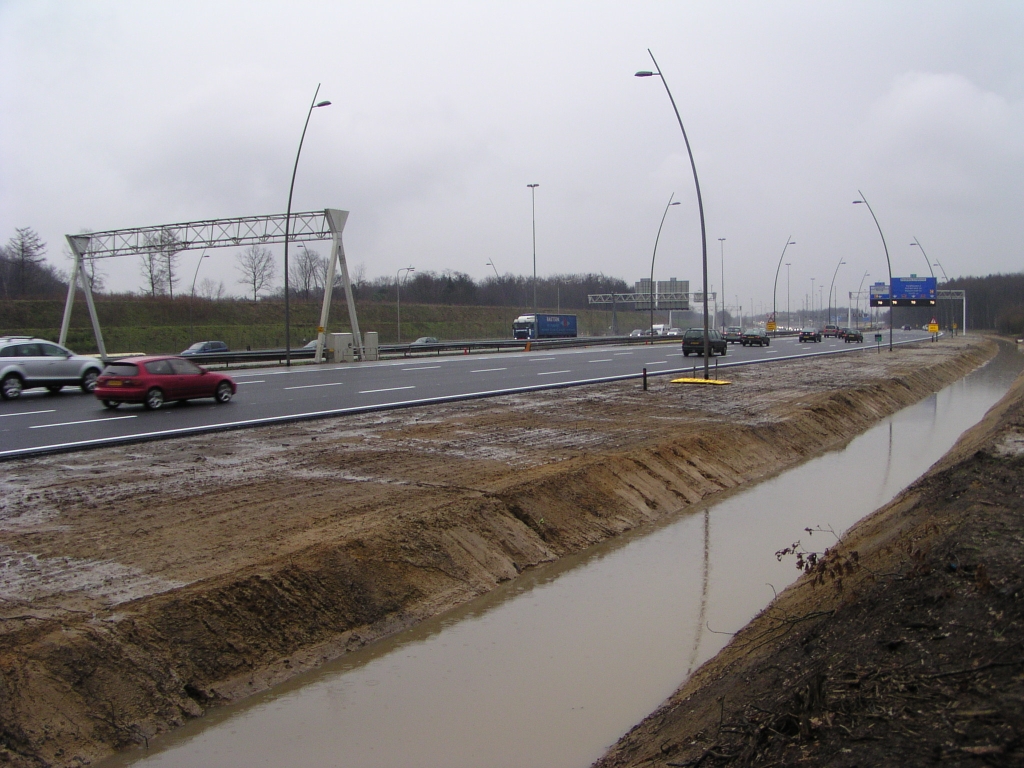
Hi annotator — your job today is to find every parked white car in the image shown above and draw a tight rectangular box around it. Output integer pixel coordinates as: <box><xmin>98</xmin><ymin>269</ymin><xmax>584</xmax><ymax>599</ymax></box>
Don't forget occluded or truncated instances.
<box><xmin>0</xmin><ymin>336</ymin><xmax>103</xmax><ymax>399</ymax></box>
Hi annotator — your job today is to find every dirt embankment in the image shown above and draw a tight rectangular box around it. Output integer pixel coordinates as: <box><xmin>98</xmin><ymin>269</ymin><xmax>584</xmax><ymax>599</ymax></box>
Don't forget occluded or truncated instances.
<box><xmin>0</xmin><ymin>337</ymin><xmax>995</xmax><ymax>767</ymax></box>
<box><xmin>596</xmin><ymin>345</ymin><xmax>1024</xmax><ymax>768</ymax></box>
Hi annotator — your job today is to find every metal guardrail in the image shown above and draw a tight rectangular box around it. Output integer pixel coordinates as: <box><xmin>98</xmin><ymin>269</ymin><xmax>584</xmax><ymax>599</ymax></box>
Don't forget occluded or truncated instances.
<box><xmin>164</xmin><ymin>334</ymin><xmax>702</xmax><ymax>366</ymax></box>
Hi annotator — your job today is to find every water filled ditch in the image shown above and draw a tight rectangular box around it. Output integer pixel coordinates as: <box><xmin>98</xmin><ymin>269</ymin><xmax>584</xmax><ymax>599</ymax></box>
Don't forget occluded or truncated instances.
<box><xmin>105</xmin><ymin>345</ymin><xmax>1024</xmax><ymax>768</ymax></box>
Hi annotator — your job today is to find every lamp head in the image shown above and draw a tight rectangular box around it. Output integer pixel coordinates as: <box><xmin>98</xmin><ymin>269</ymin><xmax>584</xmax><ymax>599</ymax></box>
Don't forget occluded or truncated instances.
<box><xmin>853</xmin><ymin>200</ymin><xmax>864</xmax><ymax>205</ymax></box>
<box><xmin>670</xmin><ymin>201</ymin><xmax>681</xmax><ymax>206</ymax></box>
<box><xmin>314</xmin><ymin>100</ymin><xmax>331</xmax><ymax>108</ymax></box>
<box><xmin>527</xmin><ymin>183</ymin><xmax>539</xmax><ymax>189</ymax></box>
<box><xmin>635</xmin><ymin>71</ymin><xmax>656</xmax><ymax>77</ymax></box>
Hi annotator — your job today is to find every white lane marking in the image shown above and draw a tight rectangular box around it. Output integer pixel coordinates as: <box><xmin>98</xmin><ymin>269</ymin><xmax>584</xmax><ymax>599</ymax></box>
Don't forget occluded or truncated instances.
<box><xmin>470</xmin><ymin>368</ymin><xmax>507</xmax><ymax>373</ymax></box>
<box><xmin>613</xmin><ymin>352</ymin><xmax>634</xmax><ymax>355</ymax></box>
<box><xmin>284</xmin><ymin>382</ymin><xmax>344</xmax><ymax>391</ymax></box>
<box><xmin>646</xmin><ymin>360</ymin><xmax>668</xmax><ymax>365</ymax></box>
<box><xmin>0</xmin><ymin>409</ymin><xmax>57</xmax><ymax>418</ymax></box>
<box><xmin>359</xmin><ymin>386</ymin><xmax>416</xmax><ymax>394</ymax></box>
<box><xmin>30</xmin><ymin>415</ymin><xmax>137</xmax><ymax>429</ymax></box>
<box><xmin>587</xmin><ymin>359</ymin><xmax>613</xmax><ymax>363</ymax></box>
<box><xmin>667</xmin><ymin>353</ymin><xmax>685</xmax><ymax>357</ymax></box>
<box><xmin>530</xmin><ymin>357</ymin><xmax>557</xmax><ymax>362</ymax></box>
<box><xmin>236</xmin><ymin>380</ymin><xmax>265</xmax><ymax>385</ymax></box>
<box><xmin>402</xmin><ymin>365</ymin><xmax>441</xmax><ymax>371</ymax></box>
<box><xmin>537</xmin><ymin>370</ymin><xmax>572</xmax><ymax>376</ymax></box>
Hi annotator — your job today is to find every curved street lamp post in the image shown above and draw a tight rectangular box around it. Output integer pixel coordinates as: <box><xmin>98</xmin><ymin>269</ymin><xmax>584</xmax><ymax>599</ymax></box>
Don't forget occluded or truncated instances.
<box><xmin>649</xmin><ymin>194</ymin><xmax>681</xmax><ymax>338</ymax></box>
<box><xmin>853</xmin><ymin>191</ymin><xmax>893</xmax><ymax>351</ymax></box>
<box><xmin>856</xmin><ymin>270</ymin><xmax>870</xmax><ymax>329</ymax></box>
<box><xmin>827</xmin><ymin>257</ymin><xmax>846</xmax><ymax>331</ymax></box>
<box><xmin>527</xmin><ymin>184</ymin><xmax>539</xmax><ymax>318</ymax></box>
<box><xmin>283</xmin><ymin>84</ymin><xmax>332</xmax><ymax>367</ymax></box>
<box><xmin>636</xmin><ymin>50</ymin><xmax>711</xmax><ymax>377</ymax></box>
<box><xmin>396</xmin><ymin>266</ymin><xmax>415</xmax><ymax>342</ymax></box>
<box><xmin>188</xmin><ymin>249</ymin><xmax>209</xmax><ymax>345</ymax></box>
<box><xmin>771</xmin><ymin>237</ymin><xmax>796</xmax><ymax>337</ymax></box>
<box><xmin>719</xmin><ymin>238</ymin><xmax>726</xmax><ymax>332</ymax></box>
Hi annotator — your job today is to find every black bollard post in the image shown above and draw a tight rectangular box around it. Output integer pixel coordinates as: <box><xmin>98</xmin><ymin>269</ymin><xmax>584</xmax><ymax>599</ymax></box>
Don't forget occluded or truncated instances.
<box><xmin>643</xmin><ymin>367</ymin><xmax>648</xmax><ymax>391</ymax></box>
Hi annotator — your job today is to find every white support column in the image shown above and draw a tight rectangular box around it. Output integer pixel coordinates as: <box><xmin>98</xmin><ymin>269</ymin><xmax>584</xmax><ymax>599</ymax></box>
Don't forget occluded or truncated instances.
<box><xmin>59</xmin><ymin>237</ymin><xmax>81</xmax><ymax>346</ymax></box>
<box><xmin>318</xmin><ymin>209</ymin><xmax>364</xmax><ymax>362</ymax></box>
<box><xmin>63</xmin><ymin>235</ymin><xmax>108</xmax><ymax>359</ymax></box>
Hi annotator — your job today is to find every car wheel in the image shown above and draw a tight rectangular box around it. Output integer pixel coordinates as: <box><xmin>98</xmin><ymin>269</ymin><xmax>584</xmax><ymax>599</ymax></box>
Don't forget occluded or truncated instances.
<box><xmin>102</xmin><ymin>400</ymin><xmax>120</xmax><ymax>409</ymax></box>
<box><xmin>765</xmin><ymin>339</ymin><xmax>770</xmax><ymax>346</ymax></box>
<box><xmin>1</xmin><ymin>374</ymin><xmax>23</xmax><ymax>400</ymax></box>
<box><xmin>47</xmin><ymin>384</ymin><xmax>63</xmax><ymax>394</ymax></box>
<box><xmin>144</xmin><ymin>388</ymin><xmax>165</xmax><ymax>410</ymax></box>
<box><xmin>720</xmin><ymin>347</ymin><xmax>726</xmax><ymax>356</ymax></box>
<box><xmin>214</xmin><ymin>381</ymin><xmax>233</xmax><ymax>404</ymax></box>
<box><xmin>80</xmin><ymin>369</ymin><xmax>99</xmax><ymax>393</ymax></box>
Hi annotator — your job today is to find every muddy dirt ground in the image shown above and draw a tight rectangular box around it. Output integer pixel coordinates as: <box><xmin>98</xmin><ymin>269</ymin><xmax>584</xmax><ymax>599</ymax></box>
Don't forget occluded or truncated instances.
<box><xmin>597</xmin><ymin>345</ymin><xmax>1024</xmax><ymax>768</ymax></box>
<box><xmin>0</xmin><ymin>337</ymin><xmax>998</xmax><ymax>766</ymax></box>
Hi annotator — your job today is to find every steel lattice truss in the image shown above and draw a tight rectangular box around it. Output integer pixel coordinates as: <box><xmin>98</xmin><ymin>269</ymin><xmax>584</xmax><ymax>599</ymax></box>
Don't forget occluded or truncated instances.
<box><xmin>936</xmin><ymin>289</ymin><xmax>966</xmax><ymax>300</ymax></box>
<box><xmin>73</xmin><ymin>210</ymin><xmax>334</xmax><ymax>259</ymax></box>
<box><xmin>587</xmin><ymin>291</ymin><xmax>713</xmax><ymax>308</ymax></box>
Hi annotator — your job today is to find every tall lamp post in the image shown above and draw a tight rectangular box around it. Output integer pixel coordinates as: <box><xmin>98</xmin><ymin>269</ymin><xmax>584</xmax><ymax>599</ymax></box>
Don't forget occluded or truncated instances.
<box><xmin>771</xmin><ymin>237</ymin><xmax>796</xmax><ymax>337</ymax></box>
<box><xmin>785</xmin><ymin>262</ymin><xmax>791</xmax><ymax>330</ymax></box>
<box><xmin>827</xmin><ymin>257</ymin><xmax>846</xmax><ymax>330</ymax></box>
<box><xmin>396</xmin><ymin>266</ymin><xmax>414</xmax><ymax>342</ymax></box>
<box><xmin>188</xmin><ymin>249</ymin><xmax>209</xmax><ymax>345</ymax></box>
<box><xmin>283</xmin><ymin>84</ymin><xmax>331</xmax><ymax>367</ymax></box>
<box><xmin>856</xmin><ymin>270</ymin><xmax>870</xmax><ymax>329</ymax></box>
<box><xmin>853</xmin><ymin>191</ymin><xmax>894</xmax><ymax>351</ymax></box>
<box><xmin>636</xmin><ymin>49</ymin><xmax>710</xmax><ymax>378</ymax></box>
<box><xmin>718</xmin><ymin>237</ymin><xmax>726</xmax><ymax>332</ymax></box>
<box><xmin>649</xmin><ymin>194</ymin><xmax>681</xmax><ymax>338</ymax></box>
<box><xmin>527</xmin><ymin>184</ymin><xmax>539</xmax><ymax>318</ymax></box>
<box><xmin>909</xmin><ymin>237</ymin><xmax>936</xmax><ymax>279</ymax></box>
<box><xmin>810</xmin><ymin>277</ymin><xmax>816</xmax><ymax>324</ymax></box>
<box><xmin>486</xmin><ymin>259</ymin><xmax>500</xmax><ymax>279</ymax></box>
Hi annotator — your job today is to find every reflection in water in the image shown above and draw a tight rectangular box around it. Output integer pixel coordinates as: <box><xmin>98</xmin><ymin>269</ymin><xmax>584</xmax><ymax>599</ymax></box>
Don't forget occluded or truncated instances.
<box><xmin>686</xmin><ymin>509</ymin><xmax>710</xmax><ymax>676</ymax></box>
<box><xmin>105</xmin><ymin>346</ymin><xmax>1024</xmax><ymax>768</ymax></box>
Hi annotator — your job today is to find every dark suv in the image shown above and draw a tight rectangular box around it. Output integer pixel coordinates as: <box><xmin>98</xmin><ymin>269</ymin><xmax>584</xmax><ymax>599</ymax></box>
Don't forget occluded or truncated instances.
<box><xmin>740</xmin><ymin>328</ymin><xmax>770</xmax><ymax>347</ymax></box>
<box><xmin>0</xmin><ymin>336</ymin><xmax>103</xmax><ymax>400</ymax></box>
<box><xmin>682</xmin><ymin>328</ymin><xmax>727</xmax><ymax>356</ymax></box>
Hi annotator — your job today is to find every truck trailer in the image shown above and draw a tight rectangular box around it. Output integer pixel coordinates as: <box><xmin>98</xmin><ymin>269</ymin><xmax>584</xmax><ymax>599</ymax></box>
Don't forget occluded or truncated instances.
<box><xmin>512</xmin><ymin>314</ymin><xmax>578</xmax><ymax>340</ymax></box>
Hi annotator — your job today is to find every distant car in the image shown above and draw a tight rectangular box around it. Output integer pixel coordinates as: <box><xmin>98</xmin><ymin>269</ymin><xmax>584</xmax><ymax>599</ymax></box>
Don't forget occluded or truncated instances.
<box><xmin>0</xmin><ymin>336</ymin><xmax>103</xmax><ymax>400</ymax></box>
<box><xmin>410</xmin><ymin>337</ymin><xmax>440</xmax><ymax>346</ymax></box>
<box><xmin>725</xmin><ymin>326</ymin><xmax>743</xmax><ymax>344</ymax></box>
<box><xmin>629</xmin><ymin>329</ymin><xmax>645</xmax><ymax>337</ymax></box>
<box><xmin>902</xmin><ymin>324</ymin><xmax>912</xmax><ymax>331</ymax></box>
<box><xmin>682</xmin><ymin>328</ymin><xmax>727</xmax><ymax>356</ymax></box>
<box><xmin>180</xmin><ymin>340</ymin><xmax>229</xmax><ymax>356</ymax></box>
<box><xmin>94</xmin><ymin>356</ymin><xmax>236</xmax><ymax>410</ymax></box>
<box><xmin>666</xmin><ymin>327</ymin><xmax>683</xmax><ymax>337</ymax></box>
<box><xmin>823</xmin><ymin>325</ymin><xmax>840</xmax><ymax>337</ymax></box>
<box><xmin>798</xmin><ymin>328</ymin><xmax>822</xmax><ymax>343</ymax></box>
<box><xmin>740</xmin><ymin>328</ymin><xmax>770</xmax><ymax>347</ymax></box>
<box><xmin>844</xmin><ymin>329</ymin><xmax>864</xmax><ymax>343</ymax></box>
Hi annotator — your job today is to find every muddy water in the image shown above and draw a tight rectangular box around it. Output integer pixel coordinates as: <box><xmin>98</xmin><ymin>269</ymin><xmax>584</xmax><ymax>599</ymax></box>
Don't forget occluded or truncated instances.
<box><xmin>106</xmin><ymin>346</ymin><xmax>1024</xmax><ymax>768</ymax></box>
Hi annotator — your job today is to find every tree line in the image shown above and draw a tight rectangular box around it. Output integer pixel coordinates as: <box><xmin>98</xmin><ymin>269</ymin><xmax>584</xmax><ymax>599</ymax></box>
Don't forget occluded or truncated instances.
<box><xmin>4</xmin><ymin>226</ymin><xmax>1022</xmax><ymax>332</ymax></box>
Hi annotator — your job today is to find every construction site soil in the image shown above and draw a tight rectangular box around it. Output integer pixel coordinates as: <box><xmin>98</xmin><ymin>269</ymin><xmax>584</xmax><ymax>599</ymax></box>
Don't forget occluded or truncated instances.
<box><xmin>0</xmin><ymin>337</ymin><xmax>1007</xmax><ymax>767</ymax></box>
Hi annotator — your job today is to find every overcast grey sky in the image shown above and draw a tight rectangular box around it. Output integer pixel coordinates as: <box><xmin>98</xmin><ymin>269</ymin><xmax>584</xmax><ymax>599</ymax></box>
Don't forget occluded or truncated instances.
<box><xmin>2</xmin><ymin>1</ymin><xmax>1022</xmax><ymax>315</ymax></box>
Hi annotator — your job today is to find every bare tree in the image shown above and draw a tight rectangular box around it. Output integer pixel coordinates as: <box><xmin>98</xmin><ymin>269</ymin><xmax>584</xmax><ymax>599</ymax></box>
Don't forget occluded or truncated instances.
<box><xmin>5</xmin><ymin>227</ymin><xmax>48</xmax><ymax>297</ymax></box>
<box><xmin>198</xmin><ymin>277</ymin><xmax>226</xmax><ymax>300</ymax></box>
<box><xmin>291</xmin><ymin>246</ymin><xmax>322</xmax><ymax>300</ymax></box>
<box><xmin>139</xmin><ymin>250</ymin><xmax>166</xmax><ymax>297</ymax></box>
<box><xmin>235</xmin><ymin>245</ymin><xmax>275</xmax><ymax>302</ymax></box>
<box><xmin>142</xmin><ymin>230</ymin><xmax>183</xmax><ymax>298</ymax></box>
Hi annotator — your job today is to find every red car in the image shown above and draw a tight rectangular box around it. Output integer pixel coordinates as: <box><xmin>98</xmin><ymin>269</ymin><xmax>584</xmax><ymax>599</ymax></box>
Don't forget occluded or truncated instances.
<box><xmin>94</xmin><ymin>356</ymin><xmax>236</xmax><ymax>410</ymax></box>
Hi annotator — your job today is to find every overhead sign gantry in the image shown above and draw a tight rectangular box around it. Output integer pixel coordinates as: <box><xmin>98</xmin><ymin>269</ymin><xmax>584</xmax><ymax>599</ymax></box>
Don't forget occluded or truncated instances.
<box><xmin>61</xmin><ymin>209</ymin><xmax>362</xmax><ymax>362</ymax></box>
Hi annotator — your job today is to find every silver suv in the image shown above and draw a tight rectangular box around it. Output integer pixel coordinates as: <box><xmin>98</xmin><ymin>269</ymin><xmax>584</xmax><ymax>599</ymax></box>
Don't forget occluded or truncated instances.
<box><xmin>0</xmin><ymin>336</ymin><xmax>103</xmax><ymax>400</ymax></box>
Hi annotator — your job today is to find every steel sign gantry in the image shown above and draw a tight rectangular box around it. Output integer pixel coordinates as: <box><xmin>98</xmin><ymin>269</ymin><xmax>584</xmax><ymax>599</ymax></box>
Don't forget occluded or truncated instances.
<box><xmin>60</xmin><ymin>209</ymin><xmax>363</xmax><ymax>363</ymax></box>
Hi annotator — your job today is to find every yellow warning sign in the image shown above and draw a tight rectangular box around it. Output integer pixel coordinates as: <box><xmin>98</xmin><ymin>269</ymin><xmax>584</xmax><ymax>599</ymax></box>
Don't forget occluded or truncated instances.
<box><xmin>766</xmin><ymin>322</ymin><xmax>777</xmax><ymax>332</ymax></box>
<box><xmin>928</xmin><ymin>323</ymin><xmax>939</xmax><ymax>333</ymax></box>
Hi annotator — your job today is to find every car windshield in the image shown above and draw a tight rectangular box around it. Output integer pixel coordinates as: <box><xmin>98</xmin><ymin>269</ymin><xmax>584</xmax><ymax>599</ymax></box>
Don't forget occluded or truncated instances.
<box><xmin>185</xmin><ymin>343</ymin><xmax>205</xmax><ymax>351</ymax></box>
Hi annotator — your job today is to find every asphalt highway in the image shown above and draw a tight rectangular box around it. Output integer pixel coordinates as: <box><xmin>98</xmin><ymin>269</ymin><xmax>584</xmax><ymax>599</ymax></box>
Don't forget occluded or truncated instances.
<box><xmin>0</xmin><ymin>331</ymin><xmax>930</xmax><ymax>459</ymax></box>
